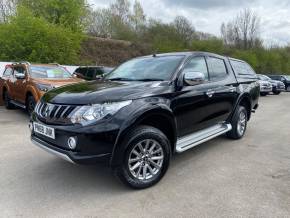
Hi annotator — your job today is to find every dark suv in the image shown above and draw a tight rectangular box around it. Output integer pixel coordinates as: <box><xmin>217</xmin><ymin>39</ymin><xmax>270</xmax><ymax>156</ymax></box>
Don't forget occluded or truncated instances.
<box><xmin>73</xmin><ymin>66</ymin><xmax>114</xmax><ymax>81</ymax></box>
<box><xmin>268</xmin><ymin>75</ymin><xmax>290</xmax><ymax>91</ymax></box>
<box><xmin>30</xmin><ymin>52</ymin><xmax>259</xmax><ymax>189</ymax></box>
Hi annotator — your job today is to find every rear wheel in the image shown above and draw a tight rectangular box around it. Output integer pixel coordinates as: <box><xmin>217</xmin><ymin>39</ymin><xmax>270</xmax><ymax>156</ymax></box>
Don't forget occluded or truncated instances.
<box><xmin>114</xmin><ymin>126</ymin><xmax>171</xmax><ymax>189</ymax></box>
<box><xmin>4</xmin><ymin>91</ymin><xmax>14</xmax><ymax>109</ymax></box>
<box><xmin>273</xmin><ymin>90</ymin><xmax>281</xmax><ymax>95</ymax></box>
<box><xmin>26</xmin><ymin>95</ymin><xmax>36</xmax><ymax>116</ymax></box>
<box><xmin>227</xmin><ymin>106</ymin><xmax>247</xmax><ymax>140</ymax></box>
<box><xmin>260</xmin><ymin>92</ymin><xmax>268</xmax><ymax>96</ymax></box>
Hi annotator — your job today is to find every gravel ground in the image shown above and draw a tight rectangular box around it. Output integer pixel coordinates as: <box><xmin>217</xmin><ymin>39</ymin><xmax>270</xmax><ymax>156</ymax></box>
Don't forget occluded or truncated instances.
<box><xmin>0</xmin><ymin>93</ymin><xmax>289</xmax><ymax>218</ymax></box>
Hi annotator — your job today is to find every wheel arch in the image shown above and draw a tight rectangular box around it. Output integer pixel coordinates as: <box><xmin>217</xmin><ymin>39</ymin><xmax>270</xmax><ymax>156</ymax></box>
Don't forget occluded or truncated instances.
<box><xmin>231</xmin><ymin>94</ymin><xmax>252</xmax><ymax>122</ymax></box>
<box><xmin>110</xmin><ymin>107</ymin><xmax>177</xmax><ymax>167</ymax></box>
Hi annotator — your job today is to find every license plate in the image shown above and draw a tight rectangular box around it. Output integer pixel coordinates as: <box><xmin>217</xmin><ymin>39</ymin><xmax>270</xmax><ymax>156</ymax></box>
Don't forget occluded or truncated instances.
<box><xmin>33</xmin><ymin>123</ymin><xmax>55</xmax><ymax>139</ymax></box>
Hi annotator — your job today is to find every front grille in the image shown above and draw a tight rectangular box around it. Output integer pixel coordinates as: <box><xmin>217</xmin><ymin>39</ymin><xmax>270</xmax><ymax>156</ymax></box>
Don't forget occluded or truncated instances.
<box><xmin>35</xmin><ymin>102</ymin><xmax>78</xmax><ymax>125</ymax></box>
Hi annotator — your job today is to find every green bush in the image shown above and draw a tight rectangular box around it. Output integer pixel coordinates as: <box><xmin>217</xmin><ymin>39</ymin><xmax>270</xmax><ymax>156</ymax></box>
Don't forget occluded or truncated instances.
<box><xmin>0</xmin><ymin>7</ymin><xmax>83</xmax><ymax>64</ymax></box>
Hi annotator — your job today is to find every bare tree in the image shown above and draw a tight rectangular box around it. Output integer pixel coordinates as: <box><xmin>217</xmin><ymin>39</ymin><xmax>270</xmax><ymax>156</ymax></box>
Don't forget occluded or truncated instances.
<box><xmin>130</xmin><ymin>0</ymin><xmax>146</xmax><ymax>32</ymax></box>
<box><xmin>172</xmin><ymin>16</ymin><xmax>196</xmax><ymax>45</ymax></box>
<box><xmin>0</xmin><ymin>0</ymin><xmax>17</xmax><ymax>23</ymax></box>
<box><xmin>221</xmin><ymin>9</ymin><xmax>262</xmax><ymax>49</ymax></box>
<box><xmin>88</xmin><ymin>8</ymin><xmax>112</xmax><ymax>38</ymax></box>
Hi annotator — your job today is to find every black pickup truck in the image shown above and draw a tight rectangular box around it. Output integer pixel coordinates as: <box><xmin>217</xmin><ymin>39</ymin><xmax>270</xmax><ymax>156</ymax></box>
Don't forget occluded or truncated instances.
<box><xmin>29</xmin><ymin>52</ymin><xmax>260</xmax><ymax>189</ymax></box>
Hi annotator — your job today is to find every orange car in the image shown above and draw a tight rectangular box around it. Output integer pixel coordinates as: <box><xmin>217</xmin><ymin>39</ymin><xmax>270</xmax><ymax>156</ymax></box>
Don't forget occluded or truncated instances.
<box><xmin>0</xmin><ymin>62</ymin><xmax>82</xmax><ymax>114</ymax></box>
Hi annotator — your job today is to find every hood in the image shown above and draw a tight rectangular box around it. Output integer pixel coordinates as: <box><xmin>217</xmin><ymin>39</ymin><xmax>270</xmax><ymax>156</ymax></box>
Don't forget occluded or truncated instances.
<box><xmin>269</xmin><ymin>80</ymin><xmax>281</xmax><ymax>85</ymax></box>
<box><xmin>32</xmin><ymin>77</ymin><xmax>82</xmax><ymax>88</ymax></box>
<box><xmin>42</xmin><ymin>80</ymin><xmax>171</xmax><ymax>105</ymax></box>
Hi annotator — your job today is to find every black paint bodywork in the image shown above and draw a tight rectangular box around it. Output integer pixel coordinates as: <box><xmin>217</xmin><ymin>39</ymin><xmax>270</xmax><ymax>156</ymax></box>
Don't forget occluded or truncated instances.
<box><xmin>31</xmin><ymin>52</ymin><xmax>260</xmax><ymax>166</ymax></box>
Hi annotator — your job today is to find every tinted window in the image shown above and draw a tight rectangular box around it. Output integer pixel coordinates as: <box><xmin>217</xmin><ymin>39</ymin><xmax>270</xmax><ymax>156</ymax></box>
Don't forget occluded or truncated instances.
<box><xmin>183</xmin><ymin>56</ymin><xmax>209</xmax><ymax>80</ymax></box>
<box><xmin>30</xmin><ymin>66</ymin><xmax>72</xmax><ymax>78</ymax></box>
<box><xmin>3</xmin><ymin>67</ymin><xmax>13</xmax><ymax>77</ymax></box>
<box><xmin>230</xmin><ymin>60</ymin><xmax>255</xmax><ymax>75</ymax></box>
<box><xmin>105</xmin><ymin>56</ymin><xmax>184</xmax><ymax>81</ymax></box>
<box><xmin>86</xmin><ymin>68</ymin><xmax>95</xmax><ymax>78</ymax></box>
<box><xmin>207</xmin><ymin>57</ymin><xmax>228</xmax><ymax>81</ymax></box>
<box><xmin>96</xmin><ymin>68</ymin><xmax>104</xmax><ymax>76</ymax></box>
<box><xmin>14</xmin><ymin>67</ymin><xmax>25</xmax><ymax>76</ymax></box>
<box><xmin>76</xmin><ymin>68</ymin><xmax>87</xmax><ymax>76</ymax></box>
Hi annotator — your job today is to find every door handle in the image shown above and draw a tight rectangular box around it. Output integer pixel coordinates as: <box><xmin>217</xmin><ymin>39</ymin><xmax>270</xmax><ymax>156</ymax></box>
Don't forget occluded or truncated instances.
<box><xmin>206</xmin><ymin>90</ymin><xmax>215</xmax><ymax>97</ymax></box>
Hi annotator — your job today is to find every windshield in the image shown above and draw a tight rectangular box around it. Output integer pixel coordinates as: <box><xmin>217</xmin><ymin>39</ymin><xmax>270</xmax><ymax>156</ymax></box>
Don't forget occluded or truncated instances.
<box><xmin>105</xmin><ymin>56</ymin><xmax>184</xmax><ymax>81</ymax></box>
<box><xmin>259</xmin><ymin>75</ymin><xmax>271</xmax><ymax>81</ymax></box>
<box><xmin>284</xmin><ymin>75</ymin><xmax>290</xmax><ymax>80</ymax></box>
<box><xmin>30</xmin><ymin>66</ymin><xmax>72</xmax><ymax>79</ymax></box>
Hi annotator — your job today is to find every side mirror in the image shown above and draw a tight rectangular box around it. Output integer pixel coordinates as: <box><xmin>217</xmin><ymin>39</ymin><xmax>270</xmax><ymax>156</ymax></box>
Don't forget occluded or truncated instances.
<box><xmin>95</xmin><ymin>74</ymin><xmax>104</xmax><ymax>80</ymax></box>
<box><xmin>184</xmin><ymin>71</ymin><xmax>205</xmax><ymax>86</ymax></box>
<box><xmin>15</xmin><ymin>73</ymin><xmax>25</xmax><ymax>80</ymax></box>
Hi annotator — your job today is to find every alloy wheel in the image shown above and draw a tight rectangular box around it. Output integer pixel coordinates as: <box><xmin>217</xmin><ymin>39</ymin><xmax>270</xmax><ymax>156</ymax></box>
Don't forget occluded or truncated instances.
<box><xmin>128</xmin><ymin>139</ymin><xmax>164</xmax><ymax>181</ymax></box>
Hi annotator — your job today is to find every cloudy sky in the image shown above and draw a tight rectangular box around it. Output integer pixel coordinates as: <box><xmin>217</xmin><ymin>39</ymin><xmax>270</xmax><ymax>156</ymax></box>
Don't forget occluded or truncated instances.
<box><xmin>89</xmin><ymin>0</ymin><xmax>290</xmax><ymax>46</ymax></box>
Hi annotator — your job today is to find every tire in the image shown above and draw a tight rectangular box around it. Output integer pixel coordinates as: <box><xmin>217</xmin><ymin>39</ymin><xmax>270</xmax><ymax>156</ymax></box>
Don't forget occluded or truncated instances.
<box><xmin>114</xmin><ymin>125</ymin><xmax>171</xmax><ymax>189</ymax></box>
<box><xmin>273</xmin><ymin>91</ymin><xmax>281</xmax><ymax>95</ymax></box>
<box><xmin>26</xmin><ymin>95</ymin><xmax>36</xmax><ymax>116</ymax></box>
<box><xmin>260</xmin><ymin>92</ymin><xmax>268</xmax><ymax>96</ymax></box>
<box><xmin>227</xmin><ymin>106</ymin><xmax>248</xmax><ymax>140</ymax></box>
<box><xmin>3</xmin><ymin>91</ymin><xmax>14</xmax><ymax>109</ymax></box>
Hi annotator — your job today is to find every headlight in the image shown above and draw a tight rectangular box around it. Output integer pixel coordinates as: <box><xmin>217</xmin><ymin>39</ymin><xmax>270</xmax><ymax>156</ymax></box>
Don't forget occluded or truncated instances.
<box><xmin>37</xmin><ymin>84</ymin><xmax>54</xmax><ymax>92</ymax></box>
<box><xmin>70</xmin><ymin>100</ymin><xmax>132</xmax><ymax>125</ymax></box>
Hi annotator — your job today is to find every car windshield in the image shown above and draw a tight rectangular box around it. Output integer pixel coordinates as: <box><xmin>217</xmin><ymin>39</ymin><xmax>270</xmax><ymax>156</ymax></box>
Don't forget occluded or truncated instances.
<box><xmin>30</xmin><ymin>66</ymin><xmax>72</xmax><ymax>79</ymax></box>
<box><xmin>284</xmin><ymin>75</ymin><xmax>290</xmax><ymax>80</ymax></box>
<box><xmin>104</xmin><ymin>56</ymin><xmax>184</xmax><ymax>81</ymax></box>
<box><xmin>259</xmin><ymin>75</ymin><xmax>271</xmax><ymax>81</ymax></box>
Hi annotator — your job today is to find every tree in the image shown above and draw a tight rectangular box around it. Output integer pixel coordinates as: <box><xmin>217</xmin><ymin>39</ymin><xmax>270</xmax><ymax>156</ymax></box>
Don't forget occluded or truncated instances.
<box><xmin>221</xmin><ymin>9</ymin><xmax>262</xmax><ymax>49</ymax></box>
<box><xmin>88</xmin><ymin>8</ymin><xmax>112</xmax><ymax>38</ymax></box>
<box><xmin>130</xmin><ymin>0</ymin><xmax>146</xmax><ymax>33</ymax></box>
<box><xmin>0</xmin><ymin>0</ymin><xmax>17</xmax><ymax>23</ymax></box>
<box><xmin>0</xmin><ymin>6</ymin><xmax>83</xmax><ymax>64</ymax></box>
<box><xmin>110</xmin><ymin>0</ymin><xmax>131</xmax><ymax>24</ymax></box>
<box><xmin>18</xmin><ymin>0</ymin><xmax>89</xmax><ymax>32</ymax></box>
<box><xmin>172</xmin><ymin>16</ymin><xmax>195</xmax><ymax>46</ymax></box>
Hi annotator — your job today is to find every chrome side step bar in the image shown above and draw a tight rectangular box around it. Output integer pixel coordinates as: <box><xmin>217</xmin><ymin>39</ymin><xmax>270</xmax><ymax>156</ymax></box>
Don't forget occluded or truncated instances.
<box><xmin>10</xmin><ymin>100</ymin><xmax>26</xmax><ymax>109</ymax></box>
<box><xmin>176</xmin><ymin>123</ymin><xmax>232</xmax><ymax>153</ymax></box>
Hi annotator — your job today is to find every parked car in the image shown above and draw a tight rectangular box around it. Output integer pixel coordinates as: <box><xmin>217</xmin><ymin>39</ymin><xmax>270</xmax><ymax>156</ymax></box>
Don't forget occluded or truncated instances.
<box><xmin>73</xmin><ymin>66</ymin><xmax>114</xmax><ymax>80</ymax></box>
<box><xmin>256</xmin><ymin>76</ymin><xmax>272</xmax><ymax>96</ymax></box>
<box><xmin>30</xmin><ymin>52</ymin><xmax>259</xmax><ymax>189</ymax></box>
<box><xmin>267</xmin><ymin>75</ymin><xmax>290</xmax><ymax>91</ymax></box>
<box><xmin>0</xmin><ymin>62</ymin><xmax>82</xmax><ymax>115</ymax></box>
<box><xmin>257</xmin><ymin>74</ymin><xmax>285</xmax><ymax>95</ymax></box>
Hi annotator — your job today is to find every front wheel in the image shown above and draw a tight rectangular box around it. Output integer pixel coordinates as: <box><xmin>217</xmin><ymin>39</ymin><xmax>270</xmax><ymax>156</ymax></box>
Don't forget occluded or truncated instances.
<box><xmin>4</xmin><ymin>91</ymin><xmax>14</xmax><ymax>109</ymax></box>
<box><xmin>26</xmin><ymin>95</ymin><xmax>36</xmax><ymax>116</ymax></box>
<box><xmin>114</xmin><ymin>126</ymin><xmax>171</xmax><ymax>189</ymax></box>
<box><xmin>273</xmin><ymin>91</ymin><xmax>281</xmax><ymax>95</ymax></box>
<box><xmin>227</xmin><ymin>106</ymin><xmax>248</xmax><ymax>140</ymax></box>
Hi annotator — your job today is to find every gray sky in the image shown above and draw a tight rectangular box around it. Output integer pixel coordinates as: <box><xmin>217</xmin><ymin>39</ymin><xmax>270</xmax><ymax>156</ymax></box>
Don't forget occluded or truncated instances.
<box><xmin>89</xmin><ymin>0</ymin><xmax>290</xmax><ymax>46</ymax></box>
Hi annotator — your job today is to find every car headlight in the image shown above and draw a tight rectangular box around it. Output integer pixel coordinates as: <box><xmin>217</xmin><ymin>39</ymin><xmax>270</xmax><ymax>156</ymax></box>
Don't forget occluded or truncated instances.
<box><xmin>70</xmin><ymin>100</ymin><xmax>132</xmax><ymax>125</ymax></box>
<box><xmin>37</xmin><ymin>84</ymin><xmax>54</xmax><ymax>92</ymax></box>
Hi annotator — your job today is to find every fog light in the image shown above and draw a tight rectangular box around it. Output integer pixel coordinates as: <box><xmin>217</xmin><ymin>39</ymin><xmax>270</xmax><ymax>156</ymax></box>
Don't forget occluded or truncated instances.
<box><xmin>28</xmin><ymin>122</ymin><xmax>33</xmax><ymax>133</ymax></box>
<box><xmin>67</xmin><ymin>137</ymin><xmax>77</xmax><ymax>150</ymax></box>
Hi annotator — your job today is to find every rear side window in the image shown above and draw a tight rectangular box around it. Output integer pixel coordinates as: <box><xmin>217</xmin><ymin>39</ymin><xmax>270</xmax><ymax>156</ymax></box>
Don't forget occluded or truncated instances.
<box><xmin>230</xmin><ymin>60</ymin><xmax>256</xmax><ymax>75</ymax></box>
<box><xmin>3</xmin><ymin>67</ymin><xmax>13</xmax><ymax>77</ymax></box>
<box><xmin>207</xmin><ymin>57</ymin><xmax>228</xmax><ymax>81</ymax></box>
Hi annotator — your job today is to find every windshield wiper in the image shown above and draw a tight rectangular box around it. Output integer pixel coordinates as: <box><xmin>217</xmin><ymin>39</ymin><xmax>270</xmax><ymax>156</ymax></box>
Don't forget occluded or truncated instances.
<box><xmin>107</xmin><ymin>78</ymin><xmax>135</xmax><ymax>81</ymax></box>
<box><xmin>134</xmin><ymin>78</ymin><xmax>164</xmax><ymax>82</ymax></box>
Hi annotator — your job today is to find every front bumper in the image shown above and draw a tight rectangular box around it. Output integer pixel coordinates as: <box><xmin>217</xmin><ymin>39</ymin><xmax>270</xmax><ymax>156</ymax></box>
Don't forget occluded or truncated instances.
<box><xmin>30</xmin><ymin>115</ymin><xmax>120</xmax><ymax>164</ymax></box>
<box><xmin>31</xmin><ymin>135</ymin><xmax>112</xmax><ymax>164</ymax></box>
<box><xmin>260</xmin><ymin>86</ymin><xmax>272</xmax><ymax>92</ymax></box>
